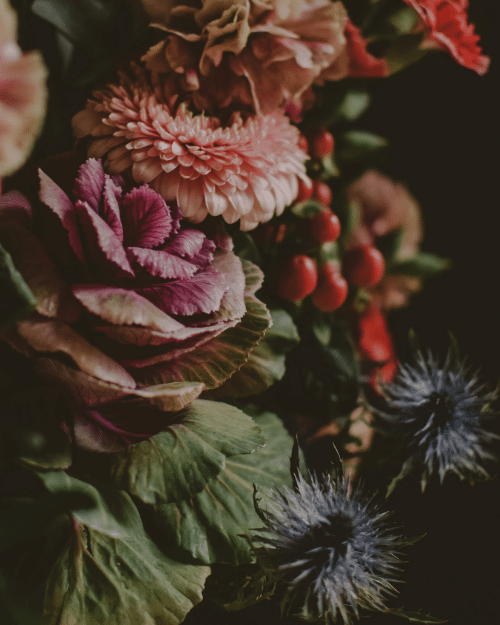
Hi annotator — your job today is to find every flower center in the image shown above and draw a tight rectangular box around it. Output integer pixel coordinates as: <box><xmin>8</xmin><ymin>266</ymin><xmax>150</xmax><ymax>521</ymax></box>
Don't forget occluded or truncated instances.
<box><xmin>427</xmin><ymin>391</ymin><xmax>454</xmax><ymax>429</ymax></box>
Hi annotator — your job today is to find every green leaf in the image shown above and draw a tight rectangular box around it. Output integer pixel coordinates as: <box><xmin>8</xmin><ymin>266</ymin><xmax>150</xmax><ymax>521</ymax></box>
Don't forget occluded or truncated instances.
<box><xmin>385</xmin><ymin>607</ymin><xmax>448</xmax><ymax>623</ymax></box>
<box><xmin>335</xmin><ymin>130</ymin><xmax>389</xmax><ymax>167</ymax></box>
<box><xmin>388</xmin><ymin>252</ymin><xmax>451</xmax><ymax>278</ymax></box>
<box><xmin>32</xmin><ymin>0</ymin><xmax>125</xmax><ymax>60</ymax></box>
<box><xmin>106</xmin><ymin>400</ymin><xmax>266</xmax><ymax>504</ymax></box>
<box><xmin>384</xmin><ymin>34</ymin><xmax>427</xmax><ymax>75</ymax></box>
<box><xmin>207</xmin><ymin>308</ymin><xmax>299</xmax><ymax>398</ymax></box>
<box><xmin>38</xmin><ymin>473</ymin><xmax>209</xmax><ymax>625</ymax></box>
<box><xmin>303</xmin><ymin>87</ymin><xmax>371</xmax><ymax>128</ymax></box>
<box><xmin>376</xmin><ymin>228</ymin><xmax>404</xmax><ymax>263</ymax></box>
<box><xmin>152</xmin><ymin>410</ymin><xmax>295</xmax><ymax>566</ymax></box>
<box><xmin>0</xmin><ymin>243</ymin><xmax>36</xmax><ymax>332</ymax></box>
<box><xmin>291</xmin><ymin>199</ymin><xmax>325</xmax><ymax>218</ymax></box>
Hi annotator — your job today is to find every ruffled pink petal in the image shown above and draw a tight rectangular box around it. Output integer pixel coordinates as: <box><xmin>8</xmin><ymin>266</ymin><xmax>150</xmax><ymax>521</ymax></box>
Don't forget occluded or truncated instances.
<box><xmin>74</xmin><ymin>200</ymin><xmax>135</xmax><ymax>278</ymax></box>
<box><xmin>38</xmin><ymin>169</ymin><xmax>85</xmax><ymax>263</ymax></box>
<box><xmin>127</xmin><ymin>246</ymin><xmax>198</xmax><ymax>279</ymax></box>
<box><xmin>136</xmin><ymin>265</ymin><xmax>227</xmax><ymax>316</ymax></box>
<box><xmin>120</xmin><ymin>185</ymin><xmax>173</xmax><ymax>248</ymax></box>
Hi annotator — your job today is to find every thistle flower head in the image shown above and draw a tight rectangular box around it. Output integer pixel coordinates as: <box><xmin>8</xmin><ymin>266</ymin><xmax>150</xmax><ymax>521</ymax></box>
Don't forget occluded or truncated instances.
<box><xmin>375</xmin><ymin>350</ymin><xmax>498</xmax><ymax>489</ymax></box>
<box><xmin>252</xmin><ymin>473</ymin><xmax>404</xmax><ymax>624</ymax></box>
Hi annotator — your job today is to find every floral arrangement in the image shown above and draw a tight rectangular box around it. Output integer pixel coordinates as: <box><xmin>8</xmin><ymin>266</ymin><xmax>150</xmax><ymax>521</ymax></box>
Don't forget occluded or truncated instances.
<box><xmin>0</xmin><ymin>0</ymin><xmax>496</xmax><ymax>624</ymax></box>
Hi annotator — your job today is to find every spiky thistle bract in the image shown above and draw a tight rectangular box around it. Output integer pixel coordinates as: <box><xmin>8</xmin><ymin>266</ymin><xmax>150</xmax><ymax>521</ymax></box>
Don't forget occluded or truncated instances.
<box><xmin>251</xmin><ymin>473</ymin><xmax>405</xmax><ymax>624</ymax></box>
<box><xmin>374</xmin><ymin>350</ymin><xmax>498</xmax><ymax>491</ymax></box>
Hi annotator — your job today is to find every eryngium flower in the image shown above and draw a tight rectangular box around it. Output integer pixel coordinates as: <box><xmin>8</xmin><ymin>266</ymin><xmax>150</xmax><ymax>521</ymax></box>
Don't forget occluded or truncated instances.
<box><xmin>252</xmin><ymin>474</ymin><xmax>403</xmax><ymax>624</ymax></box>
<box><xmin>374</xmin><ymin>350</ymin><xmax>498</xmax><ymax>488</ymax></box>
<box><xmin>72</xmin><ymin>66</ymin><xmax>308</xmax><ymax>231</ymax></box>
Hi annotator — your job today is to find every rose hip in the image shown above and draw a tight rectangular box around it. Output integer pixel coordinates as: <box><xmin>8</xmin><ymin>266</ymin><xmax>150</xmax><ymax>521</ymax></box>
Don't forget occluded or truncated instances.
<box><xmin>295</xmin><ymin>177</ymin><xmax>313</xmax><ymax>202</ymax></box>
<box><xmin>312</xmin><ymin>263</ymin><xmax>348</xmax><ymax>311</ymax></box>
<box><xmin>342</xmin><ymin>245</ymin><xmax>385</xmax><ymax>287</ymax></box>
<box><xmin>310</xmin><ymin>210</ymin><xmax>341</xmax><ymax>243</ymax></box>
<box><xmin>312</xmin><ymin>180</ymin><xmax>333</xmax><ymax>207</ymax></box>
<box><xmin>308</xmin><ymin>128</ymin><xmax>334</xmax><ymax>158</ymax></box>
<box><xmin>276</xmin><ymin>255</ymin><xmax>318</xmax><ymax>301</ymax></box>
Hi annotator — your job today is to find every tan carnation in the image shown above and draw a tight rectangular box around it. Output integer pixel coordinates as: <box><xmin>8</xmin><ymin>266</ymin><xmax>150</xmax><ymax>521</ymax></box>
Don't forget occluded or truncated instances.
<box><xmin>143</xmin><ymin>0</ymin><xmax>348</xmax><ymax>114</ymax></box>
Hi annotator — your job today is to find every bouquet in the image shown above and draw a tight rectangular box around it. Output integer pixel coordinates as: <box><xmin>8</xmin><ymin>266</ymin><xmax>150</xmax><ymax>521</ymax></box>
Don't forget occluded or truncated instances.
<box><xmin>0</xmin><ymin>0</ymin><xmax>496</xmax><ymax>623</ymax></box>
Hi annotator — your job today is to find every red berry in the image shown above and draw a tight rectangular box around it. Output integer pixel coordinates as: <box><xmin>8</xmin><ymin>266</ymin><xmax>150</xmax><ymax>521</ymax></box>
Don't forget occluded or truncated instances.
<box><xmin>276</xmin><ymin>255</ymin><xmax>318</xmax><ymax>301</ymax></box>
<box><xmin>308</xmin><ymin>128</ymin><xmax>334</xmax><ymax>158</ymax></box>
<box><xmin>310</xmin><ymin>210</ymin><xmax>341</xmax><ymax>243</ymax></box>
<box><xmin>295</xmin><ymin>177</ymin><xmax>313</xmax><ymax>203</ymax></box>
<box><xmin>312</xmin><ymin>180</ymin><xmax>333</xmax><ymax>207</ymax></box>
<box><xmin>298</xmin><ymin>135</ymin><xmax>309</xmax><ymax>153</ymax></box>
<box><xmin>312</xmin><ymin>263</ymin><xmax>348</xmax><ymax>311</ymax></box>
<box><xmin>342</xmin><ymin>245</ymin><xmax>385</xmax><ymax>288</ymax></box>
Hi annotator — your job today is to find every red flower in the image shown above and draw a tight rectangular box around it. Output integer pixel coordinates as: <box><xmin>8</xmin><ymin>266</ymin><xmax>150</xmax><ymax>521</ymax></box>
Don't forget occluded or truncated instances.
<box><xmin>404</xmin><ymin>0</ymin><xmax>490</xmax><ymax>75</ymax></box>
<box><xmin>319</xmin><ymin>18</ymin><xmax>388</xmax><ymax>81</ymax></box>
<box><xmin>357</xmin><ymin>303</ymin><xmax>398</xmax><ymax>389</ymax></box>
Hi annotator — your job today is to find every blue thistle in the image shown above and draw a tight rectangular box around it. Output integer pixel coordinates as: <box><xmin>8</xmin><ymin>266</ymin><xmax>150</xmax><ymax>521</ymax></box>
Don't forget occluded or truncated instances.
<box><xmin>375</xmin><ymin>350</ymin><xmax>498</xmax><ymax>490</ymax></box>
<box><xmin>252</xmin><ymin>473</ymin><xmax>404</xmax><ymax>624</ymax></box>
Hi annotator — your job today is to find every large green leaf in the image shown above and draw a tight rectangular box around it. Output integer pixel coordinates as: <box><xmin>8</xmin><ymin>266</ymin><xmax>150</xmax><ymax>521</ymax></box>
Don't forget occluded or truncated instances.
<box><xmin>38</xmin><ymin>472</ymin><xmax>209</xmax><ymax>625</ymax></box>
<box><xmin>106</xmin><ymin>400</ymin><xmax>266</xmax><ymax>504</ymax></box>
<box><xmin>388</xmin><ymin>252</ymin><xmax>451</xmax><ymax>278</ymax></box>
<box><xmin>207</xmin><ymin>308</ymin><xmax>299</xmax><ymax>398</ymax></box>
<box><xmin>0</xmin><ymin>243</ymin><xmax>36</xmax><ymax>332</ymax></box>
<box><xmin>151</xmin><ymin>409</ymin><xmax>295</xmax><ymax>566</ymax></box>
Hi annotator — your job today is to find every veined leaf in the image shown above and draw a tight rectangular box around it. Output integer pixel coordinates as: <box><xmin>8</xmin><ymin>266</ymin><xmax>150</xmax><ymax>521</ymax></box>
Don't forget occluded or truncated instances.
<box><xmin>152</xmin><ymin>410</ymin><xmax>295</xmax><ymax>566</ymax></box>
<box><xmin>107</xmin><ymin>400</ymin><xmax>266</xmax><ymax>504</ymax></box>
<box><xmin>207</xmin><ymin>308</ymin><xmax>299</xmax><ymax>398</ymax></box>
<box><xmin>38</xmin><ymin>472</ymin><xmax>209</xmax><ymax>625</ymax></box>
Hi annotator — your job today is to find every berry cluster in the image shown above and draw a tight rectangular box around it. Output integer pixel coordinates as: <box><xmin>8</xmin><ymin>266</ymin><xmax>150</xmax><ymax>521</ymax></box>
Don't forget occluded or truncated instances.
<box><xmin>274</xmin><ymin>128</ymin><xmax>385</xmax><ymax>312</ymax></box>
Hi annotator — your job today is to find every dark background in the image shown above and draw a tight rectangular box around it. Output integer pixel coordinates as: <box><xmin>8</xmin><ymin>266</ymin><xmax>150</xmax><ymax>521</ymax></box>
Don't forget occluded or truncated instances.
<box><xmin>362</xmin><ymin>2</ymin><xmax>500</xmax><ymax>623</ymax></box>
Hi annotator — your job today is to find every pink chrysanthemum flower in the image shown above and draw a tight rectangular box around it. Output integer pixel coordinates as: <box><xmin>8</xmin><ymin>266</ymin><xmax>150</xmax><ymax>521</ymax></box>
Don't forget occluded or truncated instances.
<box><xmin>404</xmin><ymin>0</ymin><xmax>490</xmax><ymax>75</ymax></box>
<box><xmin>73</xmin><ymin>68</ymin><xmax>308</xmax><ymax>231</ymax></box>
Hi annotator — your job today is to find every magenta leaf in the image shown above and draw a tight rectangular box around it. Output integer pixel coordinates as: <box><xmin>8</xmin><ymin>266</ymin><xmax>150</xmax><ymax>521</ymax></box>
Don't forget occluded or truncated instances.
<box><xmin>127</xmin><ymin>247</ymin><xmax>199</xmax><ymax>280</ymax></box>
<box><xmin>39</xmin><ymin>170</ymin><xmax>85</xmax><ymax>263</ymax></box>
<box><xmin>162</xmin><ymin>229</ymin><xmax>207</xmax><ymax>259</ymax></box>
<box><xmin>72</xmin><ymin>158</ymin><xmax>105</xmax><ymax>212</ymax></box>
<box><xmin>120</xmin><ymin>186</ymin><xmax>173</xmax><ymax>249</ymax></box>
<box><xmin>136</xmin><ymin>265</ymin><xmax>228</xmax><ymax>316</ymax></box>
<box><xmin>15</xmin><ymin>316</ymin><xmax>137</xmax><ymax>388</ymax></box>
<box><xmin>190</xmin><ymin>237</ymin><xmax>217</xmax><ymax>268</ymax></box>
<box><xmin>75</xmin><ymin>200</ymin><xmax>135</xmax><ymax>279</ymax></box>
<box><xmin>72</xmin><ymin>284</ymin><xmax>187</xmax><ymax>334</ymax></box>
<box><xmin>102</xmin><ymin>176</ymin><xmax>124</xmax><ymax>242</ymax></box>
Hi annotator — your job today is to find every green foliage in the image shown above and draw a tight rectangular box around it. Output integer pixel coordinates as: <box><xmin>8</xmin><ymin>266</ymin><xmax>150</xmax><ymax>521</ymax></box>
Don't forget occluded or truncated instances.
<box><xmin>291</xmin><ymin>199</ymin><xmax>325</xmax><ymax>219</ymax></box>
<box><xmin>208</xmin><ymin>308</ymin><xmax>299</xmax><ymax>398</ymax></box>
<box><xmin>388</xmin><ymin>251</ymin><xmax>452</xmax><ymax>278</ymax></box>
<box><xmin>150</xmin><ymin>409</ymin><xmax>296</xmax><ymax>566</ymax></box>
<box><xmin>278</xmin><ymin>318</ymin><xmax>359</xmax><ymax>422</ymax></box>
<box><xmin>106</xmin><ymin>400</ymin><xmax>266</xmax><ymax>504</ymax></box>
<box><xmin>0</xmin><ymin>243</ymin><xmax>36</xmax><ymax>332</ymax></box>
<box><xmin>335</xmin><ymin>130</ymin><xmax>389</xmax><ymax>169</ymax></box>
<box><xmin>37</xmin><ymin>472</ymin><xmax>209</xmax><ymax>625</ymax></box>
